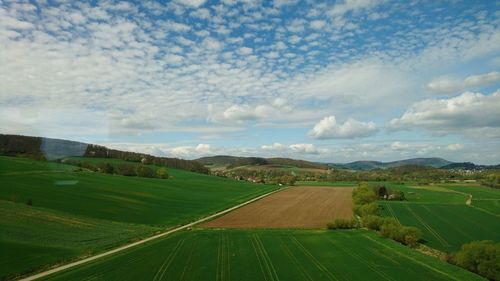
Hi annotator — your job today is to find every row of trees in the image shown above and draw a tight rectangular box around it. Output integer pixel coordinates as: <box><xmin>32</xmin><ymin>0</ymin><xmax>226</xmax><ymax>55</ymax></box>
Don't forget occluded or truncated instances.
<box><xmin>212</xmin><ymin>168</ymin><xmax>298</xmax><ymax>185</ymax></box>
<box><xmin>0</xmin><ymin>134</ymin><xmax>208</xmax><ymax>174</ymax></box>
<box><xmin>351</xmin><ymin>182</ymin><xmax>422</xmax><ymax>247</ymax></box>
<box><xmin>84</xmin><ymin>144</ymin><xmax>208</xmax><ymax>174</ymax></box>
<box><xmin>68</xmin><ymin>160</ymin><xmax>168</xmax><ymax>179</ymax></box>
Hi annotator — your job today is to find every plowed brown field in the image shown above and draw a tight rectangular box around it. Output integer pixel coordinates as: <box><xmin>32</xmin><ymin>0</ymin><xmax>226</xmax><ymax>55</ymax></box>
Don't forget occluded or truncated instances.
<box><xmin>202</xmin><ymin>186</ymin><xmax>353</xmax><ymax>229</ymax></box>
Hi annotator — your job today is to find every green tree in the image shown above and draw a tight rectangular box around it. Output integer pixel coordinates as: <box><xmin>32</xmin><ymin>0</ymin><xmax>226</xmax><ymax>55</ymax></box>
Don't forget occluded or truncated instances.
<box><xmin>117</xmin><ymin>163</ymin><xmax>137</xmax><ymax>176</ymax></box>
<box><xmin>354</xmin><ymin>202</ymin><xmax>379</xmax><ymax>217</ymax></box>
<box><xmin>352</xmin><ymin>182</ymin><xmax>378</xmax><ymax>205</ymax></box>
<box><xmin>137</xmin><ymin>165</ymin><xmax>155</xmax><ymax>178</ymax></box>
<box><xmin>398</xmin><ymin>226</ymin><xmax>422</xmax><ymax>247</ymax></box>
<box><xmin>453</xmin><ymin>240</ymin><xmax>500</xmax><ymax>280</ymax></box>
<box><xmin>156</xmin><ymin>167</ymin><xmax>168</xmax><ymax>179</ymax></box>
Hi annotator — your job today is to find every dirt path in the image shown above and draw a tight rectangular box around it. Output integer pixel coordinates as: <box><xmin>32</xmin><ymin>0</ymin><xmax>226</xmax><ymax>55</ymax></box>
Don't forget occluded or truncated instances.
<box><xmin>18</xmin><ymin>188</ymin><xmax>283</xmax><ymax>281</ymax></box>
<box><xmin>202</xmin><ymin>186</ymin><xmax>353</xmax><ymax>229</ymax></box>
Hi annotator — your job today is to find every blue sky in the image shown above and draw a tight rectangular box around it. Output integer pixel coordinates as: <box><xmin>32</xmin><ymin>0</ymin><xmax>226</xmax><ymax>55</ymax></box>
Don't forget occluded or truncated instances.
<box><xmin>0</xmin><ymin>0</ymin><xmax>499</xmax><ymax>164</ymax></box>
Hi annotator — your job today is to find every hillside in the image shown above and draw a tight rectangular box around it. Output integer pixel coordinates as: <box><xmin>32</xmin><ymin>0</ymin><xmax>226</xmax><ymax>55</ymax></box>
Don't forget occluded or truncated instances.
<box><xmin>0</xmin><ymin>134</ymin><xmax>208</xmax><ymax>174</ymax></box>
<box><xmin>330</xmin><ymin>157</ymin><xmax>454</xmax><ymax>170</ymax></box>
<box><xmin>196</xmin><ymin>155</ymin><xmax>327</xmax><ymax>169</ymax></box>
<box><xmin>440</xmin><ymin>162</ymin><xmax>500</xmax><ymax>170</ymax></box>
<box><xmin>0</xmin><ymin>155</ymin><xmax>276</xmax><ymax>279</ymax></box>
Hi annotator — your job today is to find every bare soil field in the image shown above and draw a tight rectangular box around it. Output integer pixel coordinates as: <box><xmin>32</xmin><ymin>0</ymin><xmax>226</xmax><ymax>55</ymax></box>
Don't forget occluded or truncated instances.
<box><xmin>202</xmin><ymin>186</ymin><xmax>353</xmax><ymax>229</ymax></box>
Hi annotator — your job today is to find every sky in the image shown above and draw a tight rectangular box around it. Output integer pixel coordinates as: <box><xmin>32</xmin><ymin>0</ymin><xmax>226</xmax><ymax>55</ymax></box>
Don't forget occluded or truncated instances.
<box><xmin>0</xmin><ymin>0</ymin><xmax>499</xmax><ymax>164</ymax></box>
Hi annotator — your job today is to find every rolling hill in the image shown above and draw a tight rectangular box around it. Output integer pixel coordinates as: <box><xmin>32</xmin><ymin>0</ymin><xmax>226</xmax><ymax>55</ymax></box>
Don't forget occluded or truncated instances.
<box><xmin>196</xmin><ymin>155</ymin><xmax>327</xmax><ymax>170</ymax></box>
<box><xmin>0</xmin><ymin>134</ymin><xmax>208</xmax><ymax>173</ymax></box>
<box><xmin>329</xmin><ymin>157</ymin><xmax>454</xmax><ymax>170</ymax></box>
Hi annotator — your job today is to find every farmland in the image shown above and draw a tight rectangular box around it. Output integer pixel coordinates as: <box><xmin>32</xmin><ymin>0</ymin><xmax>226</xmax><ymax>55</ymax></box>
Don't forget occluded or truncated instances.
<box><xmin>45</xmin><ymin>229</ymin><xmax>483</xmax><ymax>281</ymax></box>
<box><xmin>2</xmin><ymin>155</ymin><xmax>498</xmax><ymax>280</ymax></box>
<box><xmin>0</xmin><ymin>156</ymin><xmax>276</xmax><ymax>279</ymax></box>
<box><xmin>203</xmin><ymin>186</ymin><xmax>353</xmax><ymax>229</ymax></box>
<box><xmin>379</xmin><ymin>182</ymin><xmax>500</xmax><ymax>252</ymax></box>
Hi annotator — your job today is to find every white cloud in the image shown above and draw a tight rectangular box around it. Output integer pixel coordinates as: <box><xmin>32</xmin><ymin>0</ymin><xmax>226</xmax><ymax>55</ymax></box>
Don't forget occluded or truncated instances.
<box><xmin>203</xmin><ymin>37</ymin><xmax>223</xmax><ymax>50</ymax></box>
<box><xmin>310</xmin><ymin>20</ymin><xmax>326</xmax><ymax>30</ymax></box>
<box><xmin>427</xmin><ymin>71</ymin><xmax>500</xmax><ymax>95</ymax></box>
<box><xmin>387</xmin><ymin>91</ymin><xmax>500</xmax><ymax>137</ymax></box>
<box><xmin>390</xmin><ymin>141</ymin><xmax>410</xmax><ymax>150</ymax></box>
<box><xmin>288</xmin><ymin>35</ymin><xmax>301</xmax><ymax>44</ymax></box>
<box><xmin>174</xmin><ymin>0</ymin><xmax>207</xmax><ymax>8</ymax></box>
<box><xmin>218</xmin><ymin>104</ymin><xmax>274</xmax><ymax>122</ymax></box>
<box><xmin>309</xmin><ymin>115</ymin><xmax>378</xmax><ymax>139</ymax></box>
<box><xmin>446</xmin><ymin>143</ymin><xmax>463</xmax><ymax>151</ymax></box>
<box><xmin>237</xmin><ymin>46</ymin><xmax>253</xmax><ymax>55</ymax></box>
<box><xmin>289</xmin><ymin>143</ymin><xmax>318</xmax><ymax>154</ymax></box>
<box><xmin>464</xmin><ymin>71</ymin><xmax>500</xmax><ymax>88</ymax></box>
<box><xmin>261</xmin><ymin>143</ymin><xmax>285</xmax><ymax>151</ymax></box>
<box><xmin>163</xmin><ymin>21</ymin><xmax>191</xmax><ymax>33</ymax></box>
<box><xmin>273</xmin><ymin>0</ymin><xmax>299</xmax><ymax>7</ymax></box>
<box><xmin>328</xmin><ymin>0</ymin><xmax>382</xmax><ymax>18</ymax></box>
<box><xmin>190</xmin><ymin>8</ymin><xmax>210</xmax><ymax>19</ymax></box>
<box><xmin>195</xmin><ymin>143</ymin><xmax>211</xmax><ymax>153</ymax></box>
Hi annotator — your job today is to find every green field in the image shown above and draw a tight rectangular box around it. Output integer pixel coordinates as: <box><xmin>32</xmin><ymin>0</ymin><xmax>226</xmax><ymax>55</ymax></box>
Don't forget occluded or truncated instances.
<box><xmin>46</xmin><ymin>229</ymin><xmax>483</xmax><ymax>281</ymax></box>
<box><xmin>380</xmin><ymin>183</ymin><xmax>500</xmax><ymax>252</ymax></box>
<box><xmin>0</xmin><ymin>200</ymin><xmax>159</xmax><ymax>278</ymax></box>
<box><xmin>0</xmin><ymin>156</ymin><xmax>276</xmax><ymax>279</ymax></box>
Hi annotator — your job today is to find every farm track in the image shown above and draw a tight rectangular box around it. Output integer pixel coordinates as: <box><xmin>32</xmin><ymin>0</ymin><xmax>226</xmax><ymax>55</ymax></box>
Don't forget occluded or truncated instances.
<box><xmin>469</xmin><ymin>205</ymin><xmax>500</xmax><ymax>217</ymax></box>
<box><xmin>362</xmin><ymin>235</ymin><xmax>460</xmax><ymax>281</ymax></box>
<box><xmin>179</xmin><ymin>239</ymin><xmax>197</xmax><ymax>281</ymax></box>
<box><xmin>383</xmin><ymin>202</ymin><xmax>400</xmax><ymax>224</ymax></box>
<box><xmin>280</xmin><ymin>240</ymin><xmax>314</xmax><ymax>281</ymax></box>
<box><xmin>404</xmin><ymin>205</ymin><xmax>449</xmax><ymax>248</ymax></box>
<box><xmin>153</xmin><ymin>238</ymin><xmax>185</xmax><ymax>281</ymax></box>
<box><xmin>216</xmin><ymin>233</ymin><xmax>230</xmax><ymax>281</ymax></box>
<box><xmin>332</xmin><ymin>233</ymin><xmax>395</xmax><ymax>281</ymax></box>
<box><xmin>289</xmin><ymin>236</ymin><xmax>339</xmax><ymax>281</ymax></box>
<box><xmin>251</xmin><ymin>234</ymin><xmax>280</xmax><ymax>281</ymax></box>
<box><xmin>421</xmin><ymin>205</ymin><xmax>474</xmax><ymax>241</ymax></box>
<box><xmin>18</xmin><ymin>187</ymin><xmax>283</xmax><ymax>281</ymax></box>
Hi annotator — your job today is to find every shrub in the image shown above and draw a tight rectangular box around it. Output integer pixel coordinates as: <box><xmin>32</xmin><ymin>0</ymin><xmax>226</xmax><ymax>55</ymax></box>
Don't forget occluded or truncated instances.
<box><xmin>117</xmin><ymin>163</ymin><xmax>137</xmax><ymax>176</ymax></box>
<box><xmin>97</xmin><ymin>162</ymin><xmax>114</xmax><ymax>174</ymax></box>
<box><xmin>327</xmin><ymin>218</ymin><xmax>358</xmax><ymax>229</ymax></box>
<box><xmin>354</xmin><ymin>202</ymin><xmax>379</xmax><ymax>217</ymax></box>
<box><xmin>363</xmin><ymin>215</ymin><xmax>385</xmax><ymax>230</ymax></box>
<box><xmin>137</xmin><ymin>165</ymin><xmax>155</xmax><ymax>178</ymax></box>
<box><xmin>352</xmin><ymin>182</ymin><xmax>378</xmax><ymax>205</ymax></box>
<box><xmin>81</xmin><ymin>161</ymin><xmax>96</xmax><ymax>171</ymax></box>
<box><xmin>156</xmin><ymin>167</ymin><xmax>168</xmax><ymax>179</ymax></box>
<box><xmin>398</xmin><ymin>226</ymin><xmax>422</xmax><ymax>247</ymax></box>
<box><xmin>379</xmin><ymin>218</ymin><xmax>401</xmax><ymax>239</ymax></box>
<box><xmin>453</xmin><ymin>240</ymin><xmax>500</xmax><ymax>281</ymax></box>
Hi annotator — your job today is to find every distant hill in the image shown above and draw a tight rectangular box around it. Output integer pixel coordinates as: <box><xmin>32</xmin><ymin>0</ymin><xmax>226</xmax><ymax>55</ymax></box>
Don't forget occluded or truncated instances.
<box><xmin>0</xmin><ymin>134</ymin><xmax>208</xmax><ymax>174</ymax></box>
<box><xmin>196</xmin><ymin>155</ymin><xmax>327</xmax><ymax>170</ymax></box>
<box><xmin>196</xmin><ymin>155</ymin><xmax>248</xmax><ymax>166</ymax></box>
<box><xmin>329</xmin><ymin>157</ymin><xmax>453</xmax><ymax>170</ymax></box>
<box><xmin>440</xmin><ymin>162</ymin><xmax>500</xmax><ymax>170</ymax></box>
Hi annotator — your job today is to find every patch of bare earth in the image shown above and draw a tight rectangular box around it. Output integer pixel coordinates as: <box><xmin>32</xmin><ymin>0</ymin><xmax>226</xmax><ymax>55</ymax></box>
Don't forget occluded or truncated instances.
<box><xmin>202</xmin><ymin>186</ymin><xmax>353</xmax><ymax>229</ymax></box>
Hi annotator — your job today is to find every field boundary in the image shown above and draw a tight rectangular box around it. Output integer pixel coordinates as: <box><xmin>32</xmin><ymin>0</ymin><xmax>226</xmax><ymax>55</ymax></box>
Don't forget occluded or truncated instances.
<box><xmin>18</xmin><ymin>187</ymin><xmax>285</xmax><ymax>281</ymax></box>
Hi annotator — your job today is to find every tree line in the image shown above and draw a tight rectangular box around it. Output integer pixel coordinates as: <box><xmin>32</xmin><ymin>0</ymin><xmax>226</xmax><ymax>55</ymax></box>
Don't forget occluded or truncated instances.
<box><xmin>63</xmin><ymin>159</ymin><xmax>168</xmax><ymax>179</ymax></box>
<box><xmin>0</xmin><ymin>134</ymin><xmax>208</xmax><ymax>174</ymax></box>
